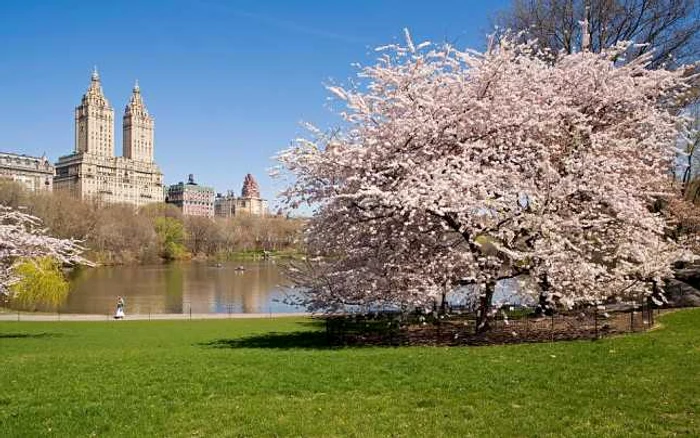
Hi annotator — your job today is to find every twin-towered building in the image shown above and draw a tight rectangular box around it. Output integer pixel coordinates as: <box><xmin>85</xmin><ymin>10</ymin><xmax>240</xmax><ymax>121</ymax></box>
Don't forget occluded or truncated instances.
<box><xmin>1</xmin><ymin>69</ymin><xmax>268</xmax><ymax>217</ymax></box>
<box><xmin>53</xmin><ymin>69</ymin><xmax>165</xmax><ymax>206</ymax></box>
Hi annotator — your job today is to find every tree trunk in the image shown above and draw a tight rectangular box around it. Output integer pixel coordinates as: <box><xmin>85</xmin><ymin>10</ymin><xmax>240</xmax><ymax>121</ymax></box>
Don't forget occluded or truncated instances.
<box><xmin>476</xmin><ymin>280</ymin><xmax>496</xmax><ymax>333</ymax></box>
<box><xmin>440</xmin><ymin>286</ymin><xmax>448</xmax><ymax>316</ymax></box>
<box><xmin>535</xmin><ymin>273</ymin><xmax>554</xmax><ymax>317</ymax></box>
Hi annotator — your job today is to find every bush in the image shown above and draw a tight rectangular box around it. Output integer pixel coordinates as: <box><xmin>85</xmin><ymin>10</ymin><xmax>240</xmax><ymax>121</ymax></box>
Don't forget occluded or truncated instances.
<box><xmin>9</xmin><ymin>257</ymin><xmax>70</xmax><ymax>311</ymax></box>
<box><xmin>155</xmin><ymin>217</ymin><xmax>189</xmax><ymax>260</ymax></box>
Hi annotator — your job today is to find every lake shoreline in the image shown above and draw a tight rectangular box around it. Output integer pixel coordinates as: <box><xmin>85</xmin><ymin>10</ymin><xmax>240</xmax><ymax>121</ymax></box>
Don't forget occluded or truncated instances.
<box><xmin>0</xmin><ymin>312</ymin><xmax>311</xmax><ymax>322</ymax></box>
<box><xmin>87</xmin><ymin>249</ymin><xmax>306</xmax><ymax>267</ymax></box>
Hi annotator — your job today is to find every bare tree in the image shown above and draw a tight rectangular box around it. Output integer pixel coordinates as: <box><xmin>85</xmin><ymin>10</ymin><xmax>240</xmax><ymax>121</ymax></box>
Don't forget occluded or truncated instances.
<box><xmin>682</xmin><ymin>103</ymin><xmax>700</xmax><ymax>197</ymax></box>
<box><xmin>495</xmin><ymin>0</ymin><xmax>700</xmax><ymax>68</ymax></box>
<box><xmin>185</xmin><ymin>216</ymin><xmax>219</xmax><ymax>255</ymax></box>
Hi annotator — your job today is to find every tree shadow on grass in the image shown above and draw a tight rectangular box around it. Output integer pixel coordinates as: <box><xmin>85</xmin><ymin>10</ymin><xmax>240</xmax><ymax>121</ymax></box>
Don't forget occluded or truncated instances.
<box><xmin>0</xmin><ymin>332</ymin><xmax>61</xmax><ymax>339</ymax></box>
<box><xmin>199</xmin><ymin>319</ymin><xmax>411</xmax><ymax>350</ymax></box>
<box><xmin>199</xmin><ymin>331</ymin><xmax>337</xmax><ymax>350</ymax></box>
<box><xmin>294</xmin><ymin>319</ymin><xmax>328</xmax><ymax>330</ymax></box>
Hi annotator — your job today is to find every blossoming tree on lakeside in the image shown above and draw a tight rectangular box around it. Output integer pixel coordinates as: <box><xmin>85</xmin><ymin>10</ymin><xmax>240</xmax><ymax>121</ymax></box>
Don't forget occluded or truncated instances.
<box><xmin>0</xmin><ymin>205</ymin><xmax>92</xmax><ymax>305</ymax></box>
<box><xmin>276</xmin><ymin>31</ymin><xmax>696</xmax><ymax>329</ymax></box>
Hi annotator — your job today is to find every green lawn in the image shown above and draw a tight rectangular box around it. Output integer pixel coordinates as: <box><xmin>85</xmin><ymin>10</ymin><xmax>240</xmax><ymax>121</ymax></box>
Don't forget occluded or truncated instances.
<box><xmin>1</xmin><ymin>310</ymin><xmax>698</xmax><ymax>437</ymax></box>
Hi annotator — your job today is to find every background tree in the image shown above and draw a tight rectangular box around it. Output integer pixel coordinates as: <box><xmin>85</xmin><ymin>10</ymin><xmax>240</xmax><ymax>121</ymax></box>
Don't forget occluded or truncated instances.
<box><xmin>10</xmin><ymin>257</ymin><xmax>70</xmax><ymax>310</ymax></box>
<box><xmin>139</xmin><ymin>202</ymin><xmax>183</xmax><ymax>221</ymax></box>
<box><xmin>681</xmin><ymin>103</ymin><xmax>700</xmax><ymax>196</ymax></box>
<box><xmin>0</xmin><ymin>181</ymin><xmax>306</xmax><ymax>264</ymax></box>
<box><xmin>154</xmin><ymin>217</ymin><xmax>188</xmax><ymax>260</ymax></box>
<box><xmin>185</xmin><ymin>216</ymin><xmax>220</xmax><ymax>256</ymax></box>
<box><xmin>90</xmin><ymin>204</ymin><xmax>158</xmax><ymax>264</ymax></box>
<box><xmin>495</xmin><ymin>0</ymin><xmax>700</xmax><ymax>68</ymax></box>
<box><xmin>277</xmin><ymin>31</ymin><xmax>694</xmax><ymax>327</ymax></box>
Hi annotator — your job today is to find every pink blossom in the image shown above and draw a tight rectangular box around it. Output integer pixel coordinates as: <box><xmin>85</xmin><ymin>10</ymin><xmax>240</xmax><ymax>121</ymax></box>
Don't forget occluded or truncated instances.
<box><xmin>276</xmin><ymin>33</ymin><xmax>696</xmax><ymax>312</ymax></box>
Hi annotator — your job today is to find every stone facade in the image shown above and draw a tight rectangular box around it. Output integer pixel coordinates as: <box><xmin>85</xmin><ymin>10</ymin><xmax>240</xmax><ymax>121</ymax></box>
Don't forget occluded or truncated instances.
<box><xmin>166</xmin><ymin>174</ymin><xmax>215</xmax><ymax>217</ymax></box>
<box><xmin>214</xmin><ymin>174</ymin><xmax>268</xmax><ymax>217</ymax></box>
<box><xmin>54</xmin><ymin>69</ymin><xmax>164</xmax><ymax>207</ymax></box>
<box><xmin>214</xmin><ymin>191</ymin><xmax>239</xmax><ymax>217</ymax></box>
<box><xmin>0</xmin><ymin>152</ymin><xmax>54</xmax><ymax>191</ymax></box>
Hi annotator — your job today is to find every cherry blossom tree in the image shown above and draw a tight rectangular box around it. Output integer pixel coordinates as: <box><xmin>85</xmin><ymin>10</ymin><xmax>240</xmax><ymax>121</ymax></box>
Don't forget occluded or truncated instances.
<box><xmin>276</xmin><ymin>30</ymin><xmax>696</xmax><ymax>329</ymax></box>
<box><xmin>0</xmin><ymin>205</ymin><xmax>92</xmax><ymax>301</ymax></box>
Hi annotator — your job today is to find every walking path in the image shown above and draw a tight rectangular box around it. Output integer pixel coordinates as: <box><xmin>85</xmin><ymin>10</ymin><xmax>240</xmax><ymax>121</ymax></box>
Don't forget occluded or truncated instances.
<box><xmin>0</xmin><ymin>312</ymin><xmax>311</xmax><ymax>322</ymax></box>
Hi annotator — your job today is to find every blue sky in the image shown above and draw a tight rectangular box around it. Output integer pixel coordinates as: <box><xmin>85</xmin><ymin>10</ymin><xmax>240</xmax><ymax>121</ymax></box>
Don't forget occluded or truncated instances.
<box><xmin>0</xmin><ymin>0</ymin><xmax>510</xmax><ymax>209</ymax></box>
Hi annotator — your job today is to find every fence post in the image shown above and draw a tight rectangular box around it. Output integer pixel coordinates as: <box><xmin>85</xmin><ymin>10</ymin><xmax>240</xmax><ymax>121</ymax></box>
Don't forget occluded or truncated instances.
<box><xmin>594</xmin><ymin>306</ymin><xmax>598</xmax><ymax>340</ymax></box>
<box><xmin>189</xmin><ymin>305</ymin><xmax>192</xmax><ymax>321</ymax></box>
<box><xmin>551</xmin><ymin>313</ymin><xmax>555</xmax><ymax>342</ymax></box>
<box><xmin>642</xmin><ymin>301</ymin><xmax>651</xmax><ymax>330</ymax></box>
<box><xmin>17</xmin><ymin>310</ymin><xmax>20</xmax><ymax>322</ymax></box>
<box><xmin>630</xmin><ymin>308</ymin><xmax>634</xmax><ymax>332</ymax></box>
<box><xmin>525</xmin><ymin>313</ymin><xmax>529</xmax><ymax>339</ymax></box>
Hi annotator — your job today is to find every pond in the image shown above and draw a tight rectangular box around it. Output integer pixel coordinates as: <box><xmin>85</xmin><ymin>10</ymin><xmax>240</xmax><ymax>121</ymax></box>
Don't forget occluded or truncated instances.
<box><xmin>60</xmin><ymin>261</ymin><xmax>304</xmax><ymax>315</ymax></box>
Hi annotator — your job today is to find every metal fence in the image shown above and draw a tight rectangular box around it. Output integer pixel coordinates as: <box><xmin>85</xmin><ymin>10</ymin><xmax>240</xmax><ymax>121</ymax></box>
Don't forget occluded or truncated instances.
<box><xmin>322</xmin><ymin>302</ymin><xmax>660</xmax><ymax>346</ymax></box>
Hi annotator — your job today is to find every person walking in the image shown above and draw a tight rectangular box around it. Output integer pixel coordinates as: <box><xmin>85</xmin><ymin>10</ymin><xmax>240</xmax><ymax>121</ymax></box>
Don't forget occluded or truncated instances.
<box><xmin>114</xmin><ymin>296</ymin><xmax>125</xmax><ymax>319</ymax></box>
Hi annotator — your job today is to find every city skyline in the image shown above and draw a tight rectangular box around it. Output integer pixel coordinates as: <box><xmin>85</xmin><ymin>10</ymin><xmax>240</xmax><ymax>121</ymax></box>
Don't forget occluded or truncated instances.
<box><xmin>0</xmin><ymin>0</ymin><xmax>510</xmax><ymax>207</ymax></box>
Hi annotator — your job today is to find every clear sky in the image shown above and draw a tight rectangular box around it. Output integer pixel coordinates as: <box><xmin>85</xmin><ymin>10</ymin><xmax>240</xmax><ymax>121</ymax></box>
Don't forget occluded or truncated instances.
<box><xmin>0</xmin><ymin>0</ymin><xmax>510</xmax><ymax>209</ymax></box>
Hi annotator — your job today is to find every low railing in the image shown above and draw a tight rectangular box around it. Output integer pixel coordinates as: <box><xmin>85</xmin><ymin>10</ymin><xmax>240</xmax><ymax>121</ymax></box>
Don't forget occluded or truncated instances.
<box><xmin>321</xmin><ymin>301</ymin><xmax>660</xmax><ymax>346</ymax></box>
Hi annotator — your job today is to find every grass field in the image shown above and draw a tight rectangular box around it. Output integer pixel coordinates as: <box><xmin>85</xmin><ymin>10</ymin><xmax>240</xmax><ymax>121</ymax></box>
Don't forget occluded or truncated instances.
<box><xmin>1</xmin><ymin>310</ymin><xmax>698</xmax><ymax>437</ymax></box>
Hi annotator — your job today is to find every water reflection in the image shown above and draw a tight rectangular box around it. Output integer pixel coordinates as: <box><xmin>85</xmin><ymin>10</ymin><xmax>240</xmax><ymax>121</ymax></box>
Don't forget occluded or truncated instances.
<box><xmin>61</xmin><ymin>261</ymin><xmax>301</xmax><ymax>315</ymax></box>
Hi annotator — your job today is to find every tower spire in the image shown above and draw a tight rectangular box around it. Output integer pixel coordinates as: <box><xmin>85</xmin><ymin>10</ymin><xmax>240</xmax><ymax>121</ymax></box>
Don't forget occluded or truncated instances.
<box><xmin>84</xmin><ymin>66</ymin><xmax>107</xmax><ymax>101</ymax></box>
<box><xmin>126</xmin><ymin>79</ymin><xmax>145</xmax><ymax>112</ymax></box>
<box><xmin>241</xmin><ymin>174</ymin><xmax>261</xmax><ymax>198</ymax></box>
<box><xmin>76</xmin><ymin>67</ymin><xmax>114</xmax><ymax>156</ymax></box>
<box><xmin>123</xmin><ymin>79</ymin><xmax>154</xmax><ymax>162</ymax></box>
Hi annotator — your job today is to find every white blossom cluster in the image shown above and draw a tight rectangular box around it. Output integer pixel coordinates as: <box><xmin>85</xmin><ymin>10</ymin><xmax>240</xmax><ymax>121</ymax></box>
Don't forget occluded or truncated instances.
<box><xmin>276</xmin><ymin>32</ymin><xmax>697</xmax><ymax>313</ymax></box>
<box><xmin>0</xmin><ymin>205</ymin><xmax>93</xmax><ymax>297</ymax></box>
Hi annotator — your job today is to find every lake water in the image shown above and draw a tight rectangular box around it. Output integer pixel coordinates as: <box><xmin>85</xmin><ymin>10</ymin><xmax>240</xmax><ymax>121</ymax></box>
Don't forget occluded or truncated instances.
<box><xmin>60</xmin><ymin>261</ymin><xmax>304</xmax><ymax>315</ymax></box>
